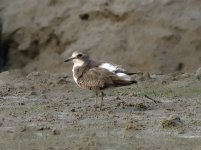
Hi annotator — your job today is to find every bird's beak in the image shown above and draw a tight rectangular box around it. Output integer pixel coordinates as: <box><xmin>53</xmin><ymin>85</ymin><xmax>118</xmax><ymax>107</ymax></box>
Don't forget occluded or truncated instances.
<box><xmin>64</xmin><ymin>56</ymin><xmax>75</xmax><ymax>62</ymax></box>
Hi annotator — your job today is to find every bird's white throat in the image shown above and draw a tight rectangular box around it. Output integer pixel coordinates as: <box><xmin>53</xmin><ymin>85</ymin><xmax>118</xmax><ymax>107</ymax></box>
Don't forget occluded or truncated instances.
<box><xmin>72</xmin><ymin>59</ymin><xmax>85</xmax><ymax>68</ymax></box>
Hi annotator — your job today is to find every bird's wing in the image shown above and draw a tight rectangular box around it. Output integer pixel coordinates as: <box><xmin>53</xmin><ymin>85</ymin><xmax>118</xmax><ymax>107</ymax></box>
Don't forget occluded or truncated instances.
<box><xmin>79</xmin><ymin>67</ymin><xmax>136</xmax><ymax>90</ymax></box>
<box><xmin>80</xmin><ymin>67</ymin><xmax>114</xmax><ymax>89</ymax></box>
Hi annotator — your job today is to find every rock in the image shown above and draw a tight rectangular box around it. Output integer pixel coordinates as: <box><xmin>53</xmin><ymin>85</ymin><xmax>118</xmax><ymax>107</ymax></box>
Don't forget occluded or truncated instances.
<box><xmin>195</xmin><ymin>67</ymin><xmax>201</xmax><ymax>80</ymax></box>
<box><xmin>134</xmin><ymin>103</ymin><xmax>148</xmax><ymax>111</ymax></box>
<box><xmin>71</xmin><ymin>108</ymin><xmax>76</xmax><ymax>112</ymax></box>
<box><xmin>52</xmin><ymin>128</ymin><xmax>60</xmax><ymax>135</ymax></box>
<box><xmin>37</xmin><ymin>126</ymin><xmax>51</xmax><ymax>131</ymax></box>
<box><xmin>18</xmin><ymin>102</ymin><xmax>25</xmax><ymax>105</ymax></box>
<box><xmin>26</xmin><ymin>72</ymin><xmax>40</xmax><ymax>80</ymax></box>
<box><xmin>79</xmin><ymin>13</ymin><xmax>90</xmax><ymax>21</ymax></box>
<box><xmin>19</xmin><ymin>126</ymin><xmax>27</xmax><ymax>132</ymax></box>
<box><xmin>115</xmin><ymin>96</ymin><xmax>121</xmax><ymax>100</ymax></box>
<box><xmin>161</xmin><ymin>115</ymin><xmax>183</xmax><ymax>128</ymax></box>
<box><xmin>28</xmin><ymin>91</ymin><xmax>37</xmax><ymax>96</ymax></box>
<box><xmin>125</xmin><ymin>122</ymin><xmax>141</xmax><ymax>130</ymax></box>
<box><xmin>46</xmin><ymin>147</ymin><xmax>56</xmax><ymax>150</ymax></box>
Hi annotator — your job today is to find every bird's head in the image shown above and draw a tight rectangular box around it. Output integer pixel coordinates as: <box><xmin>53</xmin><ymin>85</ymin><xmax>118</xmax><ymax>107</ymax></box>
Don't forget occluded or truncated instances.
<box><xmin>64</xmin><ymin>51</ymin><xmax>89</xmax><ymax>65</ymax></box>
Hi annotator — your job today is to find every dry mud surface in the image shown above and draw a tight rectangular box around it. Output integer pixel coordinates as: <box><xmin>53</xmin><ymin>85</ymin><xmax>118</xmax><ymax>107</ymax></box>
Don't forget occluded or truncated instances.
<box><xmin>0</xmin><ymin>70</ymin><xmax>201</xmax><ymax>150</ymax></box>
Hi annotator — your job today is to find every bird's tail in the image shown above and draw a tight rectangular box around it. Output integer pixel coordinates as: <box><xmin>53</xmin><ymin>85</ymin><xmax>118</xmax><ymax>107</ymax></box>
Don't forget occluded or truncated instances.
<box><xmin>112</xmin><ymin>76</ymin><xmax>137</xmax><ymax>87</ymax></box>
<box><xmin>126</xmin><ymin>72</ymin><xmax>143</xmax><ymax>75</ymax></box>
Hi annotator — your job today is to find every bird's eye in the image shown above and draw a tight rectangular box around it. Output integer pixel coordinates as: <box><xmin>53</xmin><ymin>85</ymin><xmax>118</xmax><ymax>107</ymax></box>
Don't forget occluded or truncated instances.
<box><xmin>77</xmin><ymin>54</ymin><xmax>83</xmax><ymax>58</ymax></box>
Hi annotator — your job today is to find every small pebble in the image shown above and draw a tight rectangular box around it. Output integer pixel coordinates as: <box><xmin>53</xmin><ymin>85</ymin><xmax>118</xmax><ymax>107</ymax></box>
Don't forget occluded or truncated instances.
<box><xmin>52</xmin><ymin>128</ymin><xmax>60</xmax><ymax>135</ymax></box>
<box><xmin>71</xmin><ymin>108</ymin><xmax>76</xmax><ymax>112</ymax></box>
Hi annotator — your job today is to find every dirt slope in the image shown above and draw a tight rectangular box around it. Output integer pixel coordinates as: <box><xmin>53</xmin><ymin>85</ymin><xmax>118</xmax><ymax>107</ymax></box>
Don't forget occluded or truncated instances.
<box><xmin>1</xmin><ymin>0</ymin><xmax>201</xmax><ymax>73</ymax></box>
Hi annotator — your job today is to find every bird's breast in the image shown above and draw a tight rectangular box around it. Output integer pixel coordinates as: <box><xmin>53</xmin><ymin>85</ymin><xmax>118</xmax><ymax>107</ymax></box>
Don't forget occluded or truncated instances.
<box><xmin>72</xmin><ymin>64</ymin><xmax>86</xmax><ymax>86</ymax></box>
<box><xmin>72</xmin><ymin>67</ymin><xmax>78</xmax><ymax>84</ymax></box>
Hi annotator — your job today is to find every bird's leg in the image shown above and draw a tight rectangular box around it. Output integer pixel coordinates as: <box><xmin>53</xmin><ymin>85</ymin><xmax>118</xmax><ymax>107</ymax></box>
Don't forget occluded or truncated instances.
<box><xmin>94</xmin><ymin>91</ymin><xmax>99</xmax><ymax>108</ymax></box>
<box><xmin>100</xmin><ymin>91</ymin><xmax>104</xmax><ymax>109</ymax></box>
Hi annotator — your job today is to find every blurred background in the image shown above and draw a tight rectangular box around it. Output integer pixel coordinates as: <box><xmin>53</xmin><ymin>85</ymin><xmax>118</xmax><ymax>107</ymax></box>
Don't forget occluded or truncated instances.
<box><xmin>0</xmin><ymin>0</ymin><xmax>201</xmax><ymax>74</ymax></box>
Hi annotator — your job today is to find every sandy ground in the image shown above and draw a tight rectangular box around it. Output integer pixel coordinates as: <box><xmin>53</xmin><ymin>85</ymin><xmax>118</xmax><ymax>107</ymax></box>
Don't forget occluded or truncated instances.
<box><xmin>0</xmin><ymin>69</ymin><xmax>201</xmax><ymax>150</ymax></box>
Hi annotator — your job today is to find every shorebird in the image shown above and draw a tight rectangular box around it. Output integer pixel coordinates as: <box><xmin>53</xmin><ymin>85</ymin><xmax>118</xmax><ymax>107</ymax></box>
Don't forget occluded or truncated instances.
<box><xmin>65</xmin><ymin>51</ymin><xmax>137</xmax><ymax>109</ymax></box>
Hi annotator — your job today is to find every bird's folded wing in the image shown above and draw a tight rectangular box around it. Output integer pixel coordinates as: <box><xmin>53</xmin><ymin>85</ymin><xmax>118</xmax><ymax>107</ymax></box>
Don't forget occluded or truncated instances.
<box><xmin>80</xmin><ymin>67</ymin><xmax>135</xmax><ymax>89</ymax></box>
<box><xmin>81</xmin><ymin>67</ymin><xmax>114</xmax><ymax>89</ymax></box>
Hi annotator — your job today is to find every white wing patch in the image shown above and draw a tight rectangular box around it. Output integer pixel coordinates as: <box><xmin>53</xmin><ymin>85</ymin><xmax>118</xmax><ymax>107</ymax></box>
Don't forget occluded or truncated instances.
<box><xmin>99</xmin><ymin>63</ymin><xmax>131</xmax><ymax>81</ymax></box>
<box><xmin>116</xmin><ymin>73</ymin><xmax>132</xmax><ymax>81</ymax></box>
<box><xmin>99</xmin><ymin>63</ymin><xmax>126</xmax><ymax>73</ymax></box>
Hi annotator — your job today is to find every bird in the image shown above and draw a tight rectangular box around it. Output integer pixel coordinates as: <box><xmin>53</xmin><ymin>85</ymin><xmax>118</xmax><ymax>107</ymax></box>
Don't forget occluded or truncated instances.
<box><xmin>64</xmin><ymin>51</ymin><xmax>137</xmax><ymax>109</ymax></box>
